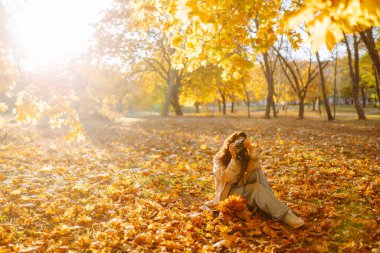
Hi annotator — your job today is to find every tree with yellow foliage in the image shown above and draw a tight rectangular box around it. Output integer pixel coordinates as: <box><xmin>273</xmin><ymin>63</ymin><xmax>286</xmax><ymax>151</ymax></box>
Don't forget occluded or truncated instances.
<box><xmin>257</xmin><ymin>49</ymin><xmax>280</xmax><ymax>118</ymax></box>
<box><xmin>173</xmin><ymin>0</ymin><xmax>380</xmax><ymax>120</ymax></box>
<box><xmin>316</xmin><ymin>51</ymin><xmax>334</xmax><ymax>120</ymax></box>
<box><xmin>360</xmin><ymin>51</ymin><xmax>380</xmax><ymax>105</ymax></box>
<box><xmin>95</xmin><ymin>0</ymin><xmax>208</xmax><ymax>117</ymax></box>
<box><xmin>180</xmin><ymin>66</ymin><xmax>219</xmax><ymax>113</ymax></box>
<box><xmin>0</xmin><ymin>3</ymin><xmax>86</xmax><ymax>141</ymax></box>
<box><xmin>359</xmin><ymin>27</ymin><xmax>380</xmax><ymax>101</ymax></box>
<box><xmin>242</xmin><ymin>66</ymin><xmax>268</xmax><ymax>117</ymax></box>
<box><xmin>13</xmin><ymin>66</ymin><xmax>85</xmax><ymax>142</ymax></box>
<box><xmin>343</xmin><ymin>33</ymin><xmax>366</xmax><ymax>119</ymax></box>
<box><xmin>275</xmin><ymin>45</ymin><xmax>328</xmax><ymax>119</ymax></box>
<box><xmin>285</xmin><ymin>0</ymin><xmax>380</xmax><ymax>120</ymax></box>
<box><xmin>173</xmin><ymin>0</ymin><xmax>286</xmax><ymax>118</ymax></box>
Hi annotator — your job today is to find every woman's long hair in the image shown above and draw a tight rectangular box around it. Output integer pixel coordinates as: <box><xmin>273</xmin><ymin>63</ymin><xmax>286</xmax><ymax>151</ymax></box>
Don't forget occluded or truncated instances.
<box><xmin>218</xmin><ymin>132</ymin><xmax>250</xmax><ymax>176</ymax></box>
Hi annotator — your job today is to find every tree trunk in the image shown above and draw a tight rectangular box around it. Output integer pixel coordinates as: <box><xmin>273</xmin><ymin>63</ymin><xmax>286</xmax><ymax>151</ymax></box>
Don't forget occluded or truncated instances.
<box><xmin>272</xmin><ymin>100</ymin><xmax>277</xmax><ymax>117</ymax></box>
<box><xmin>243</xmin><ymin>81</ymin><xmax>251</xmax><ymax>118</ymax></box>
<box><xmin>374</xmin><ymin>65</ymin><xmax>380</xmax><ymax>105</ymax></box>
<box><xmin>333</xmin><ymin>50</ymin><xmax>338</xmax><ymax>118</ymax></box>
<box><xmin>343</xmin><ymin>33</ymin><xmax>366</xmax><ymax>120</ymax></box>
<box><xmin>171</xmin><ymin>103</ymin><xmax>182</xmax><ymax>115</ymax></box>
<box><xmin>230</xmin><ymin>98</ymin><xmax>235</xmax><ymax>113</ymax></box>
<box><xmin>117</xmin><ymin>98</ymin><xmax>123</xmax><ymax>113</ymax></box>
<box><xmin>247</xmin><ymin>100</ymin><xmax>251</xmax><ymax>117</ymax></box>
<box><xmin>161</xmin><ymin>69</ymin><xmax>175</xmax><ymax>117</ymax></box>
<box><xmin>299</xmin><ymin>96</ymin><xmax>305</xmax><ymax>119</ymax></box>
<box><xmin>360</xmin><ymin>28</ymin><xmax>380</xmax><ymax>85</ymax></box>
<box><xmin>170</xmin><ymin>81</ymin><xmax>183</xmax><ymax>116</ymax></box>
<box><xmin>316</xmin><ymin>52</ymin><xmax>334</xmax><ymax>120</ymax></box>
<box><xmin>361</xmin><ymin>85</ymin><xmax>366</xmax><ymax>107</ymax></box>
<box><xmin>263</xmin><ymin>52</ymin><xmax>275</xmax><ymax>119</ymax></box>
<box><xmin>276</xmin><ymin>101</ymin><xmax>280</xmax><ymax>114</ymax></box>
<box><xmin>217</xmin><ymin>100</ymin><xmax>222</xmax><ymax>113</ymax></box>
<box><xmin>194</xmin><ymin>102</ymin><xmax>200</xmax><ymax>113</ymax></box>
<box><xmin>220</xmin><ymin>93</ymin><xmax>226</xmax><ymax>115</ymax></box>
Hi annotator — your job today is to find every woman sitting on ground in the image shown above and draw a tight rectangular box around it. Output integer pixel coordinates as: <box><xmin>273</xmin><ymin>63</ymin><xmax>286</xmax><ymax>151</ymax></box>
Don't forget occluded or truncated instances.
<box><xmin>206</xmin><ymin>131</ymin><xmax>304</xmax><ymax>228</ymax></box>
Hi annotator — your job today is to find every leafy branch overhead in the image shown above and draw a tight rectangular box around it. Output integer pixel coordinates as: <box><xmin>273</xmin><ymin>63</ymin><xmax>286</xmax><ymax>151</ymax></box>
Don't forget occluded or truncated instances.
<box><xmin>285</xmin><ymin>0</ymin><xmax>380</xmax><ymax>51</ymax></box>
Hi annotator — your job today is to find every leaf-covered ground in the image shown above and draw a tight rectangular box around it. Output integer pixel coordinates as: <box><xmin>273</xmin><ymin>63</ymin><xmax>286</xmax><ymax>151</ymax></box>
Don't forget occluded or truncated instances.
<box><xmin>0</xmin><ymin>115</ymin><xmax>379</xmax><ymax>252</ymax></box>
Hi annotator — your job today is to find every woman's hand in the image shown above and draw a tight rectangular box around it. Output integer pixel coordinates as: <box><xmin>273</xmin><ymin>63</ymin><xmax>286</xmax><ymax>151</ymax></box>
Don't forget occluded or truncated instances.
<box><xmin>243</xmin><ymin>139</ymin><xmax>254</xmax><ymax>152</ymax></box>
<box><xmin>228</xmin><ymin>143</ymin><xmax>237</xmax><ymax>159</ymax></box>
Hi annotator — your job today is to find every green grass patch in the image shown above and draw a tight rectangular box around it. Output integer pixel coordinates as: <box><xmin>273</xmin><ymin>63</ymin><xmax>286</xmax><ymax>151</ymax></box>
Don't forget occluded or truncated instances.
<box><xmin>332</xmin><ymin>219</ymin><xmax>365</xmax><ymax>243</ymax></box>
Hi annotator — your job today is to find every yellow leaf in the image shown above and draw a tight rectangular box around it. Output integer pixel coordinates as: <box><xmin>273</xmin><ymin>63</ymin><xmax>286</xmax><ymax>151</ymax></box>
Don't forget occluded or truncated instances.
<box><xmin>39</xmin><ymin>166</ymin><xmax>53</xmax><ymax>173</ymax></box>
<box><xmin>60</xmin><ymin>224</ymin><xmax>72</xmax><ymax>234</ymax></box>
<box><xmin>171</xmin><ymin>34</ymin><xmax>183</xmax><ymax>48</ymax></box>
<box><xmin>200</xmin><ymin>144</ymin><xmax>207</xmax><ymax>150</ymax></box>
<box><xmin>65</xmin><ymin>126</ymin><xmax>85</xmax><ymax>143</ymax></box>
<box><xmin>219</xmin><ymin>225</ymin><xmax>229</xmax><ymax>234</ymax></box>
<box><xmin>309</xmin><ymin>14</ymin><xmax>331</xmax><ymax>52</ymax></box>
<box><xmin>285</xmin><ymin>5</ymin><xmax>316</xmax><ymax>29</ymax></box>
<box><xmin>10</xmin><ymin>189</ymin><xmax>22</xmax><ymax>196</ymax></box>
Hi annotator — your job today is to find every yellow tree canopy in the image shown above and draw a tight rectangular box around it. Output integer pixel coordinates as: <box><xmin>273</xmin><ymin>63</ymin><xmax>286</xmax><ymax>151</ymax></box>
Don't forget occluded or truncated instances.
<box><xmin>173</xmin><ymin>0</ymin><xmax>285</xmax><ymax>80</ymax></box>
<box><xmin>285</xmin><ymin>0</ymin><xmax>380</xmax><ymax>51</ymax></box>
<box><xmin>174</xmin><ymin>0</ymin><xmax>380</xmax><ymax>62</ymax></box>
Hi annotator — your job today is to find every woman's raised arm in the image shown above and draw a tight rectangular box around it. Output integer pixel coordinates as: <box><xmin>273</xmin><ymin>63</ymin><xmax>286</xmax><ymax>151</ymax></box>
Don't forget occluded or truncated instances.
<box><xmin>213</xmin><ymin>153</ymin><xmax>241</xmax><ymax>183</ymax></box>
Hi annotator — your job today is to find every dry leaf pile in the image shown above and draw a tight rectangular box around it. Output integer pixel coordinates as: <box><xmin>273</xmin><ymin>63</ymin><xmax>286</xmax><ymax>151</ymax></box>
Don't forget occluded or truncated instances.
<box><xmin>216</xmin><ymin>195</ymin><xmax>251</xmax><ymax>221</ymax></box>
<box><xmin>0</xmin><ymin>116</ymin><xmax>379</xmax><ymax>252</ymax></box>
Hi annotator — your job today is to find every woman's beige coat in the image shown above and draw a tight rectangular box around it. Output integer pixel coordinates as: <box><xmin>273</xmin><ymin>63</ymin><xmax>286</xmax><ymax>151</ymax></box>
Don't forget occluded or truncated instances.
<box><xmin>206</xmin><ymin>152</ymin><xmax>261</xmax><ymax>206</ymax></box>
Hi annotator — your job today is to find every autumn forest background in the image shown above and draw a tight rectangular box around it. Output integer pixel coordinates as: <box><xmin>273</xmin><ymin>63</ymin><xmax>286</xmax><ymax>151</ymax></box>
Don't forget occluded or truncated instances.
<box><xmin>0</xmin><ymin>0</ymin><xmax>380</xmax><ymax>252</ymax></box>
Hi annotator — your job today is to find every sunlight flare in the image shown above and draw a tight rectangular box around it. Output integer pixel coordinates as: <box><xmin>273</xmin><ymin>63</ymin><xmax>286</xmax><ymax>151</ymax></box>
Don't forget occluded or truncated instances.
<box><xmin>11</xmin><ymin>0</ymin><xmax>110</xmax><ymax>67</ymax></box>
